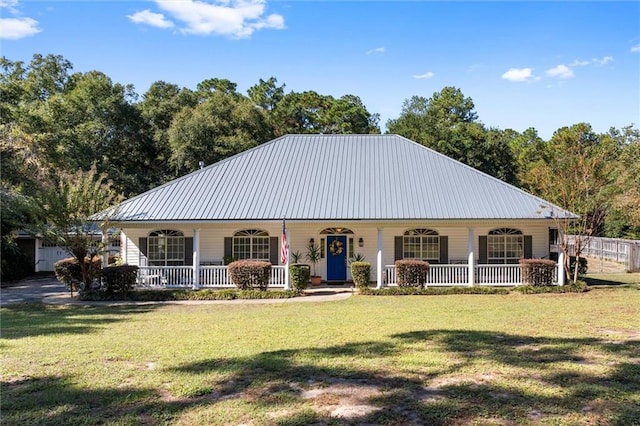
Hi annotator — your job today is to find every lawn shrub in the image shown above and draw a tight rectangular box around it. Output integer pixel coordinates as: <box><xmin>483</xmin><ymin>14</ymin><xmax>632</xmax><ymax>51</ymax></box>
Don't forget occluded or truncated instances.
<box><xmin>514</xmin><ymin>281</ymin><xmax>589</xmax><ymax>294</ymax></box>
<box><xmin>351</xmin><ymin>261</ymin><xmax>371</xmax><ymax>289</ymax></box>
<box><xmin>520</xmin><ymin>259</ymin><xmax>557</xmax><ymax>286</ymax></box>
<box><xmin>54</xmin><ymin>256</ymin><xmax>102</xmax><ymax>292</ymax></box>
<box><xmin>395</xmin><ymin>259</ymin><xmax>429</xmax><ymax>287</ymax></box>
<box><xmin>128</xmin><ymin>288</ymin><xmax>300</xmax><ymax>301</ymax></box>
<box><xmin>360</xmin><ymin>286</ymin><xmax>509</xmax><ymax>295</ymax></box>
<box><xmin>100</xmin><ymin>265</ymin><xmax>138</xmax><ymax>297</ymax></box>
<box><xmin>289</xmin><ymin>264</ymin><xmax>310</xmax><ymax>291</ymax></box>
<box><xmin>570</xmin><ymin>256</ymin><xmax>588</xmax><ymax>275</ymax></box>
<box><xmin>228</xmin><ymin>260</ymin><xmax>271</xmax><ymax>290</ymax></box>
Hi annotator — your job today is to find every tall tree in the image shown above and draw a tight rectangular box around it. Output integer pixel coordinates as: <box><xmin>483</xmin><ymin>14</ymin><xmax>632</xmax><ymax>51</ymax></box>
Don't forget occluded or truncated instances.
<box><xmin>247</xmin><ymin>77</ymin><xmax>285</xmax><ymax>112</ymax></box>
<box><xmin>168</xmin><ymin>90</ymin><xmax>271</xmax><ymax>175</ymax></box>
<box><xmin>387</xmin><ymin>87</ymin><xmax>516</xmax><ymax>183</ymax></box>
<box><xmin>40</xmin><ymin>165</ymin><xmax>123</xmax><ymax>290</ymax></box>
<box><xmin>608</xmin><ymin>126</ymin><xmax>640</xmax><ymax>238</ymax></box>
<box><xmin>527</xmin><ymin>123</ymin><xmax>618</xmax><ymax>281</ymax></box>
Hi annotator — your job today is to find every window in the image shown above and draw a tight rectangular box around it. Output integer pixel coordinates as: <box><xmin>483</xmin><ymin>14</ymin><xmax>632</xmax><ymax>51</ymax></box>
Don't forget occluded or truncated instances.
<box><xmin>148</xmin><ymin>230</ymin><xmax>184</xmax><ymax>266</ymax></box>
<box><xmin>488</xmin><ymin>228</ymin><xmax>523</xmax><ymax>264</ymax></box>
<box><xmin>403</xmin><ymin>229</ymin><xmax>439</xmax><ymax>261</ymax></box>
<box><xmin>233</xmin><ymin>229</ymin><xmax>270</xmax><ymax>260</ymax></box>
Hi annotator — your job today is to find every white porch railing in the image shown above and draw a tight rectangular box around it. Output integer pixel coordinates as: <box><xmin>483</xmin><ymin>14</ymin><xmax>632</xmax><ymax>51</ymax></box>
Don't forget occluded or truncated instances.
<box><xmin>384</xmin><ymin>263</ymin><xmax>559</xmax><ymax>287</ymax></box>
<box><xmin>137</xmin><ymin>265</ymin><xmax>287</xmax><ymax>289</ymax></box>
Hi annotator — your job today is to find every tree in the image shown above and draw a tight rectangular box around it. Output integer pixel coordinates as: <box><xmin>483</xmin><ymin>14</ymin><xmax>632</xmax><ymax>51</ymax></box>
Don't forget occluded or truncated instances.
<box><xmin>387</xmin><ymin>87</ymin><xmax>516</xmax><ymax>183</ymax></box>
<box><xmin>247</xmin><ymin>76</ymin><xmax>285</xmax><ymax>112</ymax></box>
<box><xmin>272</xmin><ymin>91</ymin><xmax>380</xmax><ymax>136</ymax></box>
<box><xmin>608</xmin><ymin>126</ymin><xmax>640</xmax><ymax>238</ymax></box>
<box><xmin>168</xmin><ymin>90</ymin><xmax>271</xmax><ymax>175</ymax></box>
<box><xmin>526</xmin><ymin>123</ymin><xmax>618</xmax><ymax>282</ymax></box>
<box><xmin>40</xmin><ymin>165</ymin><xmax>123</xmax><ymax>291</ymax></box>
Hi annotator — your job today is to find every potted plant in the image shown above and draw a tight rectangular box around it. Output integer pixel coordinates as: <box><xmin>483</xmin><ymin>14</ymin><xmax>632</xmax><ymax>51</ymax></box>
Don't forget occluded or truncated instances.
<box><xmin>305</xmin><ymin>241</ymin><xmax>322</xmax><ymax>286</ymax></box>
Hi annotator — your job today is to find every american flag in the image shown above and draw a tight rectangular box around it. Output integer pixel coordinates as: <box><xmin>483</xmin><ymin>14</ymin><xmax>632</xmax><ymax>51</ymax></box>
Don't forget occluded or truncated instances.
<box><xmin>280</xmin><ymin>219</ymin><xmax>289</xmax><ymax>264</ymax></box>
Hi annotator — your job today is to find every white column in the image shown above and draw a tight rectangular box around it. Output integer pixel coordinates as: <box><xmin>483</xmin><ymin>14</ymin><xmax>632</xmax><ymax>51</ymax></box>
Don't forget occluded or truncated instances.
<box><xmin>284</xmin><ymin>228</ymin><xmax>291</xmax><ymax>290</ymax></box>
<box><xmin>192</xmin><ymin>229</ymin><xmax>200</xmax><ymax>289</ymax></box>
<box><xmin>468</xmin><ymin>228</ymin><xmax>475</xmax><ymax>287</ymax></box>
<box><xmin>376</xmin><ymin>228</ymin><xmax>383</xmax><ymax>289</ymax></box>
<box><xmin>557</xmin><ymin>251</ymin><xmax>565</xmax><ymax>286</ymax></box>
<box><xmin>101</xmin><ymin>231</ymin><xmax>109</xmax><ymax>267</ymax></box>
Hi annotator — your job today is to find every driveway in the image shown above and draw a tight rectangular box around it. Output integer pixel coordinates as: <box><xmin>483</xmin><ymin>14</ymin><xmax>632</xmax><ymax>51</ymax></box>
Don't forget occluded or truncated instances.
<box><xmin>0</xmin><ymin>276</ymin><xmax>353</xmax><ymax>306</ymax></box>
<box><xmin>1</xmin><ymin>276</ymin><xmax>70</xmax><ymax>306</ymax></box>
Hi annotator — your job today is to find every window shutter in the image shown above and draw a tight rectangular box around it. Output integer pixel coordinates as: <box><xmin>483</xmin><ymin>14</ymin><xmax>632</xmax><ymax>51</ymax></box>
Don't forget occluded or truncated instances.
<box><xmin>478</xmin><ymin>236</ymin><xmax>487</xmax><ymax>264</ymax></box>
<box><xmin>139</xmin><ymin>238</ymin><xmax>148</xmax><ymax>256</ymax></box>
<box><xmin>269</xmin><ymin>236</ymin><xmax>278</xmax><ymax>264</ymax></box>
<box><xmin>439</xmin><ymin>236</ymin><xmax>449</xmax><ymax>264</ymax></box>
<box><xmin>524</xmin><ymin>235</ymin><xmax>533</xmax><ymax>259</ymax></box>
<box><xmin>224</xmin><ymin>237</ymin><xmax>232</xmax><ymax>263</ymax></box>
<box><xmin>394</xmin><ymin>236</ymin><xmax>403</xmax><ymax>261</ymax></box>
<box><xmin>184</xmin><ymin>237</ymin><xmax>193</xmax><ymax>266</ymax></box>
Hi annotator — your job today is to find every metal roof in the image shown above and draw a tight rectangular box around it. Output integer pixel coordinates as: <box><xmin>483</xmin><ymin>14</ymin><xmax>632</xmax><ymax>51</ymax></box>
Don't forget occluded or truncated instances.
<box><xmin>105</xmin><ymin>134</ymin><xmax>571</xmax><ymax>222</ymax></box>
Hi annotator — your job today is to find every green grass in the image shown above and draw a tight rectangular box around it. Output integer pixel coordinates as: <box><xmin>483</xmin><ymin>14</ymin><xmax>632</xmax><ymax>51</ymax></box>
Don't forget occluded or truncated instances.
<box><xmin>2</xmin><ymin>289</ymin><xmax>640</xmax><ymax>425</ymax></box>
<box><xmin>583</xmin><ymin>272</ymin><xmax>640</xmax><ymax>288</ymax></box>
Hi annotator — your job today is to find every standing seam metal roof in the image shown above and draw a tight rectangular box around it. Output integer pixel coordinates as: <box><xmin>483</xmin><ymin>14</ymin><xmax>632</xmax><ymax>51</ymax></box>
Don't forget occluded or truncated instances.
<box><xmin>108</xmin><ymin>134</ymin><xmax>570</xmax><ymax>221</ymax></box>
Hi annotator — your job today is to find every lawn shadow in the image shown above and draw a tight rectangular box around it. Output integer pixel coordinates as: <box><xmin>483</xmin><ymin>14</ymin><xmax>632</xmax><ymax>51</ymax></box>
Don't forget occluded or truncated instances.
<box><xmin>0</xmin><ymin>304</ymin><xmax>160</xmax><ymax>339</ymax></box>
<box><xmin>2</xmin><ymin>329</ymin><xmax>639</xmax><ymax>424</ymax></box>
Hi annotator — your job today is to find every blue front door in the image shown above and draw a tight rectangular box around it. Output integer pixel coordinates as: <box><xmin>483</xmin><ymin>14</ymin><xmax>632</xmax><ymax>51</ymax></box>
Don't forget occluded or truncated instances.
<box><xmin>326</xmin><ymin>235</ymin><xmax>347</xmax><ymax>281</ymax></box>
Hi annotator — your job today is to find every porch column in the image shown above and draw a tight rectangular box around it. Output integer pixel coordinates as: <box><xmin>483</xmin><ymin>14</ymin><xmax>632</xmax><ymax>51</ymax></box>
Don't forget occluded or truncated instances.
<box><xmin>557</xmin><ymin>252</ymin><xmax>565</xmax><ymax>286</ymax></box>
<box><xmin>101</xmin><ymin>231</ymin><xmax>109</xmax><ymax>267</ymax></box>
<box><xmin>284</xmin><ymin>227</ymin><xmax>291</xmax><ymax>290</ymax></box>
<box><xmin>192</xmin><ymin>229</ymin><xmax>200</xmax><ymax>289</ymax></box>
<box><xmin>468</xmin><ymin>228</ymin><xmax>475</xmax><ymax>287</ymax></box>
<box><xmin>376</xmin><ymin>228</ymin><xmax>383</xmax><ymax>289</ymax></box>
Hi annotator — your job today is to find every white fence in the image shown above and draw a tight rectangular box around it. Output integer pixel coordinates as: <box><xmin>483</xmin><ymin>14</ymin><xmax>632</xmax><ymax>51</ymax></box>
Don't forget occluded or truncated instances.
<box><xmin>566</xmin><ymin>236</ymin><xmax>640</xmax><ymax>272</ymax></box>
<box><xmin>137</xmin><ymin>265</ymin><xmax>287</xmax><ymax>288</ymax></box>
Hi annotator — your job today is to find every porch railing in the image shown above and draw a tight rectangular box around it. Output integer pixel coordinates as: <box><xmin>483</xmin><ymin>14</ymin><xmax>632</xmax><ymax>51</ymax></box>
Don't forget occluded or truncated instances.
<box><xmin>384</xmin><ymin>263</ymin><xmax>559</xmax><ymax>287</ymax></box>
<box><xmin>137</xmin><ymin>265</ymin><xmax>287</xmax><ymax>288</ymax></box>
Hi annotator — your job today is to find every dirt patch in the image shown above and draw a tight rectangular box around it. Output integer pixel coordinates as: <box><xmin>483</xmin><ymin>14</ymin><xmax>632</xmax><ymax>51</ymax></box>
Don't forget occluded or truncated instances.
<box><xmin>301</xmin><ymin>380</ymin><xmax>385</xmax><ymax>419</ymax></box>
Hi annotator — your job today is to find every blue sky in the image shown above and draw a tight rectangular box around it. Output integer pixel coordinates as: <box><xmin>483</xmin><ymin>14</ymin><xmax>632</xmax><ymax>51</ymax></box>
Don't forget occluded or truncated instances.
<box><xmin>2</xmin><ymin>0</ymin><xmax>639</xmax><ymax>139</ymax></box>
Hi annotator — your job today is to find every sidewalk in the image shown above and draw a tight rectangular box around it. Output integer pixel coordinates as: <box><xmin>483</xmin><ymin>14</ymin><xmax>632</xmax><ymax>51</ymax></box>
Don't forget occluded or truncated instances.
<box><xmin>0</xmin><ymin>277</ymin><xmax>354</xmax><ymax>306</ymax></box>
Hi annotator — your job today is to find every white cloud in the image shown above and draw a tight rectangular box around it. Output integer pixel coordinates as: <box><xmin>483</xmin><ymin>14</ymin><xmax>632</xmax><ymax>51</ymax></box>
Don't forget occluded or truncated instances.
<box><xmin>593</xmin><ymin>56</ymin><xmax>614</xmax><ymax>65</ymax></box>
<box><xmin>129</xmin><ymin>0</ymin><xmax>286</xmax><ymax>38</ymax></box>
<box><xmin>546</xmin><ymin>64</ymin><xmax>574</xmax><ymax>79</ymax></box>
<box><xmin>0</xmin><ymin>17</ymin><xmax>41</xmax><ymax>39</ymax></box>
<box><xmin>501</xmin><ymin>68</ymin><xmax>534</xmax><ymax>82</ymax></box>
<box><xmin>128</xmin><ymin>9</ymin><xmax>174</xmax><ymax>29</ymax></box>
<box><xmin>569</xmin><ymin>59</ymin><xmax>590</xmax><ymax>67</ymax></box>
<box><xmin>632</xmin><ymin>44</ymin><xmax>640</xmax><ymax>53</ymax></box>
<box><xmin>412</xmin><ymin>71</ymin><xmax>435</xmax><ymax>79</ymax></box>
<box><xmin>366</xmin><ymin>47</ymin><xmax>385</xmax><ymax>55</ymax></box>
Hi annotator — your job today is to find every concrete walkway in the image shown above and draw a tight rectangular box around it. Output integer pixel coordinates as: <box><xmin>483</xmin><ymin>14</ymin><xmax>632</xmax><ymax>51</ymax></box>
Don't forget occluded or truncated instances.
<box><xmin>0</xmin><ymin>276</ymin><xmax>354</xmax><ymax>306</ymax></box>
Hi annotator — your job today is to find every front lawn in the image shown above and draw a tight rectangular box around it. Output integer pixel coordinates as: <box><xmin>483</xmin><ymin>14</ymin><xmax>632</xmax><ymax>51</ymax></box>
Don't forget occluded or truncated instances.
<box><xmin>2</xmin><ymin>288</ymin><xmax>639</xmax><ymax>425</ymax></box>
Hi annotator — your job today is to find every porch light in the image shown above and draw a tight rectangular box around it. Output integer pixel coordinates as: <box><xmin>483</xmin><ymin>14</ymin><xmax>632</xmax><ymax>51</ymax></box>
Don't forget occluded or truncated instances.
<box><xmin>358</xmin><ymin>237</ymin><xmax>364</xmax><ymax>247</ymax></box>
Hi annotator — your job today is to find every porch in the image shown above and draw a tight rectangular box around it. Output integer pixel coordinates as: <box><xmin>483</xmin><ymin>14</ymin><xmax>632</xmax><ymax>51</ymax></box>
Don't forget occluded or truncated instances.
<box><xmin>136</xmin><ymin>255</ymin><xmax>564</xmax><ymax>289</ymax></box>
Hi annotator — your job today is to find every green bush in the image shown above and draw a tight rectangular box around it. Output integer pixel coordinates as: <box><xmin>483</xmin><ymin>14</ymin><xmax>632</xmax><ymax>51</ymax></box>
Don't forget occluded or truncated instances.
<box><xmin>351</xmin><ymin>261</ymin><xmax>371</xmax><ymax>289</ymax></box>
<box><xmin>127</xmin><ymin>288</ymin><xmax>300</xmax><ymax>301</ymax></box>
<box><xmin>228</xmin><ymin>260</ymin><xmax>272</xmax><ymax>290</ymax></box>
<box><xmin>520</xmin><ymin>259</ymin><xmax>557</xmax><ymax>286</ymax></box>
<box><xmin>53</xmin><ymin>256</ymin><xmax>102</xmax><ymax>292</ymax></box>
<box><xmin>570</xmin><ymin>257</ymin><xmax>588</xmax><ymax>275</ymax></box>
<box><xmin>514</xmin><ymin>281</ymin><xmax>589</xmax><ymax>294</ymax></box>
<box><xmin>395</xmin><ymin>259</ymin><xmax>429</xmax><ymax>288</ymax></box>
<box><xmin>101</xmin><ymin>265</ymin><xmax>138</xmax><ymax>297</ymax></box>
<box><xmin>289</xmin><ymin>264</ymin><xmax>310</xmax><ymax>291</ymax></box>
<box><xmin>360</xmin><ymin>286</ymin><xmax>509</xmax><ymax>296</ymax></box>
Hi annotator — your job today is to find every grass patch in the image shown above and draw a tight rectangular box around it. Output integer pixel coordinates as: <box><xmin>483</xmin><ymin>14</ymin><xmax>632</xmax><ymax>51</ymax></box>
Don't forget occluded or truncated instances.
<box><xmin>2</xmin><ymin>288</ymin><xmax>639</xmax><ymax>425</ymax></box>
<box><xmin>583</xmin><ymin>272</ymin><xmax>640</xmax><ymax>288</ymax></box>
<box><xmin>360</xmin><ymin>286</ymin><xmax>510</xmax><ymax>296</ymax></box>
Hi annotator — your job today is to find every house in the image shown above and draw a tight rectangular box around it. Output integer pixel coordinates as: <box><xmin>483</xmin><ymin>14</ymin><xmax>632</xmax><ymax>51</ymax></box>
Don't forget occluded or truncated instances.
<box><xmin>101</xmin><ymin>134</ymin><xmax>571</xmax><ymax>289</ymax></box>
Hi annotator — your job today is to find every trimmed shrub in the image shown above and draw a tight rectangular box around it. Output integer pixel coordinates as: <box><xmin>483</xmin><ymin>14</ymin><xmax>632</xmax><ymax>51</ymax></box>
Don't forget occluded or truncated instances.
<box><xmin>101</xmin><ymin>265</ymin><xmax>138</xmax><ymax>297</ymax></box>
<box><xmin>514</xmin><ymin>281</ymin><xmax>589</xmax><ymax>294</ymax></box>
<box><xmin>395</xmin><ymin>259</ymin><xmax>429</xmax><ymax>288</ymax></box>
<box><xmin>289</xmin><ymin>264</ymin><xmax>311</xmax><ymax>291</ymax></box>
<box><xmin>228</xmin><ymin>260</ymin><xmax>272</xmax><ymax>290</ymax></box>
<box><xmin>54</xmin><ymin>256</ymin><xmax>102</xmax><ymax>292</ymax></box>
<box><xmin>570</xmin><ymin>257</ymin><xmax>588</xmax><ymax>275</ymax></box>
<box><xmin>351</xmin><ymin>261</ymin><xmax>371</xmax><ymax>289</ymax></box>
<box><xmin>520</xmin><ymin>259</ymin><xmax>557</xmax><ymax>286</ymax></box>
<box><xmin>360</xmin><ymin>286</ymin><xmax>509</xmax><ymax>296</ymax></box>
<box><xmin>127</xmin><ymin>288</ymin><xmax>300</xmax><ymax>301</ymax></box>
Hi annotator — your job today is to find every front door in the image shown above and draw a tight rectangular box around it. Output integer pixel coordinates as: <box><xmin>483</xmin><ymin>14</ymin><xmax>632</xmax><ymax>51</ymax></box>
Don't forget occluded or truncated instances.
<box><xmin>326</xmin><ymin>235</ymin><xmax>347</xmax><ymax>281</ymax></box>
